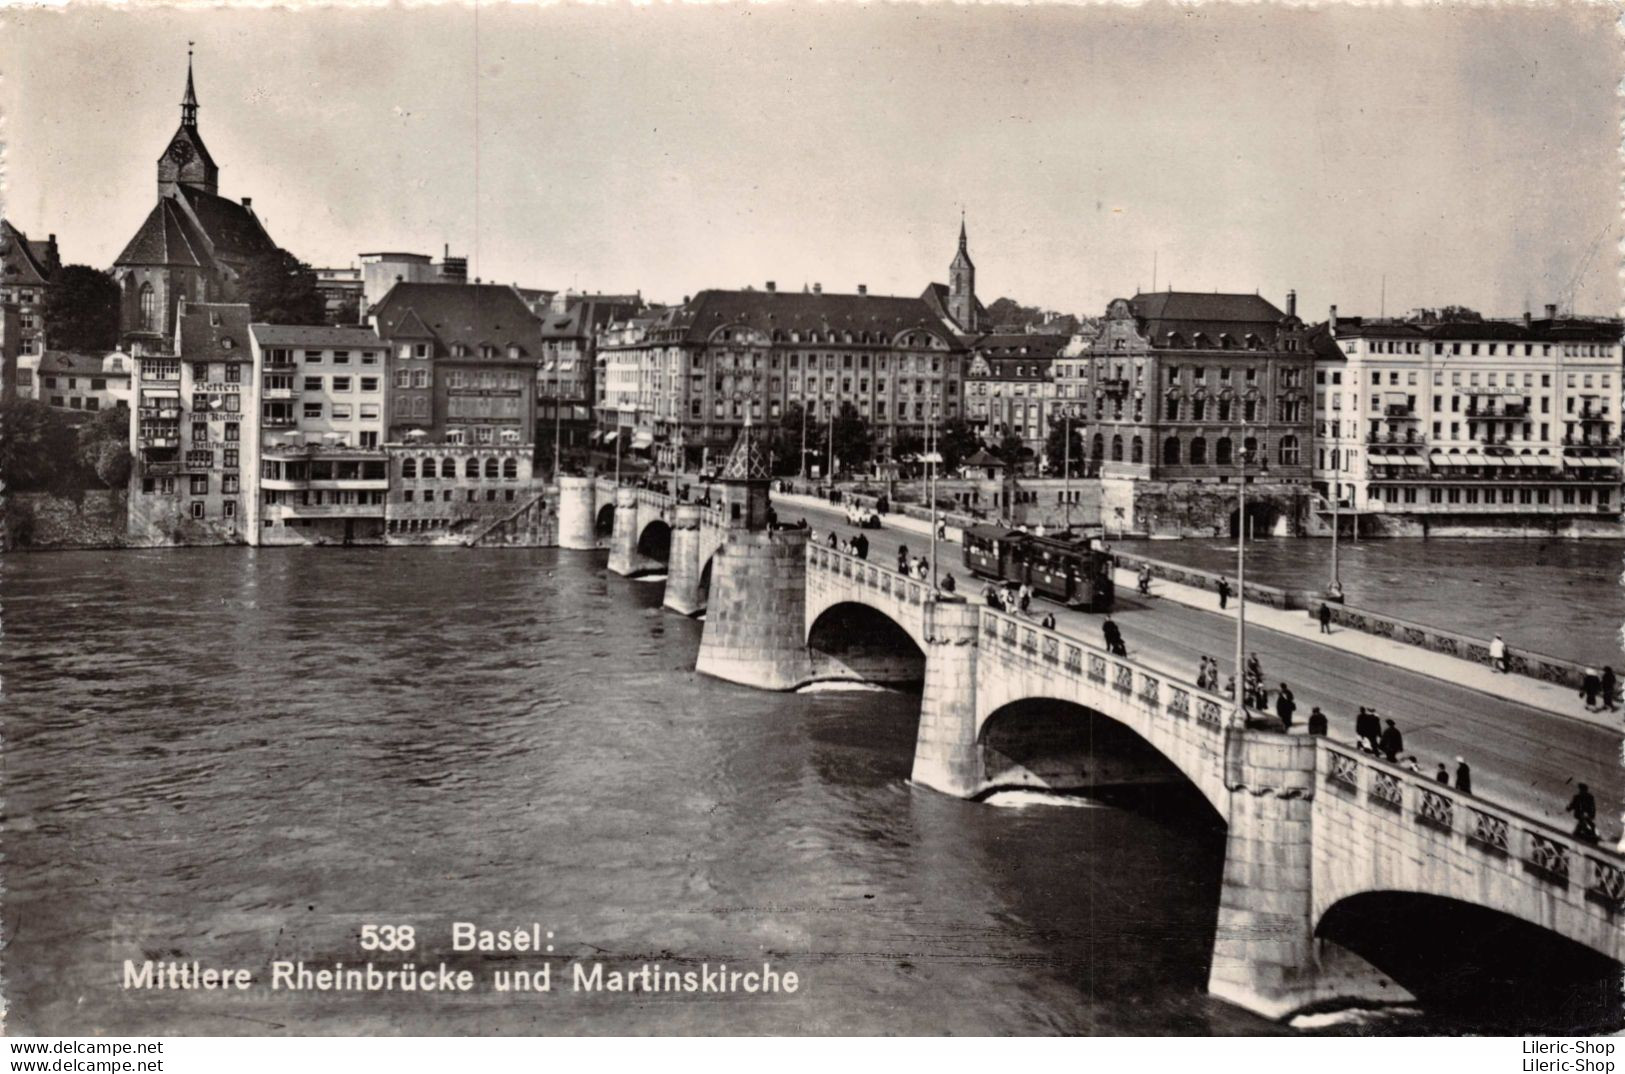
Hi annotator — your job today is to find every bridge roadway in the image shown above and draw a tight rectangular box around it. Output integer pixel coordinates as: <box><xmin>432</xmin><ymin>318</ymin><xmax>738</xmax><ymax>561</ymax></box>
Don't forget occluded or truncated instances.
<box><xmin>779</xmin><ymin>497</ymin><xmax>1623</xmax><ymax>843</ymax></box>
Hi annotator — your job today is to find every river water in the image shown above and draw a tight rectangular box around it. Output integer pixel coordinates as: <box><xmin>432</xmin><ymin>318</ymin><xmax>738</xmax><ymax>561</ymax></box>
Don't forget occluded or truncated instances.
<box><xmin>1</xmin><ymin>549</ymin><xmax>1615</xmax><ymax>1035</ymax></box>
<box><xmin>1116</xmin><ymin>537</ymin><xmax>1625</xmax><ymax>669</ymax></box>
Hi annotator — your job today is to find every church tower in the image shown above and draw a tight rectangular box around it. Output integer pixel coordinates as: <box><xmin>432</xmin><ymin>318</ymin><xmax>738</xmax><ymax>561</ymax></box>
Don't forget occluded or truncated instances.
<box><xmin>156</xmin><ymin>48</ymin><xmax>219</xmax><ymax>198</ymax></box>
<box><xmin>947</xmin><ymin>215</ymin><xmax>978</xmax><ymax>333</ymax></box>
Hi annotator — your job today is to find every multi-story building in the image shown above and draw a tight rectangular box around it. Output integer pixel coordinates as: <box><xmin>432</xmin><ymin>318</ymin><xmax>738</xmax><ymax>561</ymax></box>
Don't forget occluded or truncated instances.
<box><xmin>313</xmin><ymin>265</ymin><xmax>365</xmax><ymax>325</ymax></box>
<box><xmin>111</xmin><ymin>57</ymin><xmax>279</xmax><ymax>355</ymax></box>
<box><xmin>1312</xmin><ymin>305</ymin><xmax>1623</xmax><ymax>530</ymax></box>
<box><xmin>1084</xmin><ymin>290</ymin><xmax>1314</xmax><ymax>481</ymax></box>
<box><xmin>537</xmin><ymin>293</ymin><xmax>646</xmax><ymax>468</ymax></box>
<box><xmin>128</xmin><ymin>302</ymin><xmax>254</xmax><ymax>544</ymax></box>
<box><xmin>599</xmin><ymin>283</ymin><xmax>968</xmax><ymax>470</ymax></box>
<box><xmin>964</xmin><ymin>333</ymin><xmax>1066</xmax><ymax>463</ymax></box>
<box><xmin>358</xmin><ymin>247</ymin><xmax>468</xmax><ymax>314</ymax></box>
<box><xmin>370</xmin><ymin>282</ymin><xmax>543</xmax><ymax>447</ymax></box>
<box><xmin>31</xmin><ymin>351</ymin><xmax>132</xmax><ymax>412</ymax></box>
<box><xmin>244</xmin><ymin>324</ymin><xmax>389</xmax><ymax>545</ymax></box>
<box><xmin>1</xmin><ymin>219</ymin><xmax>59</xmax><ymax>402</ymax></box>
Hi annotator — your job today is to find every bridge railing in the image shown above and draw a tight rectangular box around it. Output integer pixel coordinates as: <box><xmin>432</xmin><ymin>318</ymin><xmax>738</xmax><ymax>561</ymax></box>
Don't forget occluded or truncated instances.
<box><xmin>1319</xmin><ymin>740</ymin><xmax>1625</xmax><ymax>910</ymax></box>
<box><xmin>976</xmin><ymin>606</ymin><xmax>1231</xmax><ymax>734</ymax></box>
<box><xmin>807</xmin><ymin>544</ymin><xmax>933</xmax><ymax>608</ymax></box>
<box><xmin>636</xmin><ymin>488</ymin><xmax>670</xmax><ymax>512</ymax></box>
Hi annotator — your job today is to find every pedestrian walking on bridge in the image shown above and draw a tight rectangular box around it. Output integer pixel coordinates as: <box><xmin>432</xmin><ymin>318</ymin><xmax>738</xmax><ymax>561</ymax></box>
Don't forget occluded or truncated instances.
<box><xmin>1355</xmin><ymin>707</ymin><xmax>1381</xmax><ymax>754</ymax></box>
<box><xmin>1217</xmin><ymin>577</ymin><xmax>1231</xmax><ymax>610</ymax></box>
<box><xmin>1435</xmin><ymin>763</ymin><xmax>1450</xmax><ymax>785</ymax></box>
<box><xmin>1602</xmin><ymin>666</ymin><xmax>1619</xmax><ymax>713</ymax></box>
<box><xmin>1318</xmin><ymin>602</ymin><xmax>1332</xmax><ymax>635</ymax></box>
<box><xmin>1102</xmin><ymin>617</ymin><xmax>1126</xmax><ymax>657</ymax></box>
<box><xmin>1379</xmin><ymin>719</ymin><xmax>1404</xmax><ymax>763</ymax></box>
<box><xmin>897</xmin><ymin>545</ymin><xmax>910</xmax><ymax>573</ymax></box>
<box><xmin>1582</xmin><ymin>668</ymin><xmax>1602</xmax><ymax>710</ymax></box>
<box><xmin>1275</xmin><ymin>684</ymin><xmax>1296</xmax><ymax>732</ymax></box>
<box><xmin>1453</xmin><ymin>757</ymin><xmax>1472</xmax><ymax>795</ymax></box>
<box><xmin>1307</xmin><ymin>707</ymin><xmax>1328</xmax><ymax>737</ymax></box>
<box><xmin>1489</xmin><ymin>633</ymin><xmax>1507</xmax><ymax>673</ymax></box>
<box><xmin>1568</xmin><ymin>783</ymin><xmax>1598</xmax><ymax>843</ymax></box>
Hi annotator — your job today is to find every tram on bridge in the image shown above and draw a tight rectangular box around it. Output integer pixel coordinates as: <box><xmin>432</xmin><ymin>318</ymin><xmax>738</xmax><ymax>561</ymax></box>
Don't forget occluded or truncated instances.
<box><xmin>961</xmin><ymin>525</ymin><xmax>1115</xmax><ymax>612</ymax></box>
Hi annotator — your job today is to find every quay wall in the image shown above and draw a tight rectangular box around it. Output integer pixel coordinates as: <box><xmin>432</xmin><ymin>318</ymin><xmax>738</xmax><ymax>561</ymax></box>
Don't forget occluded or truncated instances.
<box><xmin>3</xmin><ymin>490</ymin><xmax>136</xmax><ymax>550</ymax></box>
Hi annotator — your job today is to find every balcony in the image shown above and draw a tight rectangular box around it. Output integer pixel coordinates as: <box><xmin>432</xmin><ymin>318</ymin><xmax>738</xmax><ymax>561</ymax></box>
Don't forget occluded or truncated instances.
<box><xmin>263</xmin><ymin>414</ymin><xmax>297</xmax><ymax>429</ymax></box>
<box><xmin>1383</xmin><ymin>404</ymin><xmax>1416</xmax><ymax>418</ymax></box>
<box><xmin>139</xmin><ymin>436</ymin><xmax>179</xmax><ymax>451</ymax></box>
<box><xmin>264</xmin><ymin>356</ymin><xmax>297</xmax><ymax>371</ymax></box>
<box><xmin>263</xmin><ymin>501</ymin><xmax>386</xmax><ymax>520</ymax></box>
<box><xmin>1466</xmin><ymin>405</ymin><xmax>1528</xmax><ymax>420</ymax></box>
<box><xmin>1365</xmin><ymin>432</ymin><xmax>1425</xmax><ymax>446</ymax></box>
<box><xmin>263</xmin><ymin>387</ymin><xmax>297</xmax><ymax>401</ymax></box>
<box><xmin>142</xmin><ymin>461</ymin><xmax>179</xmax><ymax>477</ymax></box>
<box><xmin>1100</xmin><ymin>378</ymin><xmax>1130</xmax><ymax>395</ymax></box>
<box><xmin>1577</xmin><ymin>407</ymin><xmax>1609</xmax><ymax>423</ymax></box>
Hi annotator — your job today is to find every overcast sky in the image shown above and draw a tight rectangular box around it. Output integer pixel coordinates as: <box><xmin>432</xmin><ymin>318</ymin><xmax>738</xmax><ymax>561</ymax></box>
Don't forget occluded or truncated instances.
<box><xmin>2</xmin><ymin>3</ymin><xmax>1620</xmax><ymax>320</ymax></box>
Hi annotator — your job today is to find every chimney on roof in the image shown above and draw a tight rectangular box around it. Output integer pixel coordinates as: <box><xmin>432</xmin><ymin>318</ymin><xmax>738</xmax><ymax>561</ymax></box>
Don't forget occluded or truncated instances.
<box><xmin>813</xmin><ymin>283</ymin><xmax>822</xmax><ymax>295</ymax></box>
<box><xmin>241</xmin><ymin>197</ymin><xmax>252</xmax><ymax>209</ymax></box>
<box><xmin>766</xmin><ymin>281</ymin><xmax>776</xmax><ymax>293</ymax></box>
<box><xmin>444</xmin><ymin>243</ymin><xmax>450</xmax><ymax>260</ymax></box>
<box><xmin>858</xmin><ymin>284</ymin><xmax>867</xmax><ymax>296</ymax></box>
<box><xmin>1545</xmin><ymin>303</ymin><xmax>1558</xmax><ymax>319</ymax></box>
<box><xmin>1286</xmin><ymin>289</ymin><xmax>1297</xmax><ymax>317</ymax></box>
<box><xmin>1524</xmin><ymin>310</ymin><xmax>1532</xmax><ymax>328</ymax></box>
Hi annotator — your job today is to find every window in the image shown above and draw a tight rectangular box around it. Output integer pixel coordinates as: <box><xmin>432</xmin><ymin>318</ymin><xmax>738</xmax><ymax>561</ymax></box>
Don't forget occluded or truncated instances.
<box><xmin>333</xmin><ymin>351</ymin><xmax>351</xmax><ymax>365</ymax></box>
<box><xmin>1278</xmin><ymin>435</ymin><xmax>1300</xmax><ymax>466</ymax></box>
<box><xmin>332</xmin><ymin>404</ymin><xmax>353</xmax><ymax>420</ymax></box>
<box><xmin>1215</xmin><ymin>437</ymin><xmax>1233</xmax><ymax>465</ymax></box>
<box><xmin>360</xmin><ymin>403</ymin><xmax>380</xmax><ymax>420</ymax></box>
<box><xmin>402</xmin><ymin>458</ymin><xmax>417</xmax><ymax>479</ymax></box>
<box><xmin>190</xmin><ymin>475</ymin><xmax>209</xmax><ymax>495</ymax></box>
<box><xmin>1162</xmin><ymin>437</ymin><xmax>1181</xmax><ymax>466</ymax></box>
<box><xmin>361</xmin><ymin>377</ymin><xmax>379</xmax><ymax>392</ymax></box>
<box><xmin>190</xmin><ymin>501</ymin><xmax>205</xmax><ymax>520</ymax></box>
<box><xmin>333</xmin><ymin>377</ymin><xmax>352</xmax><ymax>392</ymax></box>
<box><xmin>304</xmin><ymin>376</ymin><xmax>323</xmax><ymax>392</ymax></box>
<box><xmin>503</xmin><ymin>458</ymin><xmax>518</xmax><ymax>480</ymax></box>
<box><xmin>222</xmin><ymin>474</ymin><xmax>239</xmax><ymax>494</ymax></box>
<box><xmin>412</xmin><ymin>370</ymin><xmax>429</xmax><ymax>389</ymax></box>
<box><xmin>1189</xmin><ymin>437</ymin><xmax>1207</xmax><ymax>465</ymax></box>
<box><xmin>1131</xmin><ymin>436</ymin><xmax>1144</xmax><ymax>464</ymax></box>
<box><xmin>395</xmin><ymin>370</ymin><xmax>411</xmax><ymax>388</ymax></box>
<box><xmin>139</xmin><ymin>283</ymin><xmax>157</xmax><ymax>330</ymax></box>
<box><xmin>466</xmin><ymin>457</ymin><xmax>480</xmax><ymax>479</ymax></box>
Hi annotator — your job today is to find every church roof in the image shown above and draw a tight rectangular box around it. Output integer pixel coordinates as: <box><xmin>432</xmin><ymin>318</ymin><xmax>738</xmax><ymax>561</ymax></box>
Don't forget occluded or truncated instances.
<box><xmin>919</xmin><ymin>282</ymin><xmax>988</xmax><ymax>336</ymax></box>
<box><xmin>654</xmin><ymin>288</ymin><xmax>966</xmax><ymax>348</ymax></box>
<box><xmin>115</xmin><ymin>199</ymin><xmax>208</xmax><ymax>268</ymax></box>
<box><xmin>370</xmin><ymin>282</ymin><xmax>545</xmax><ymax>359</ymax></box>
<box><xmin>176</xmin><ymin>186</ymin><xmax>275</xmax><ymax>262</ymax></box>
<box><xmin>720</xmin><ymin>423</ymin><xmax>773</xmax><ymax>482</ymax></box>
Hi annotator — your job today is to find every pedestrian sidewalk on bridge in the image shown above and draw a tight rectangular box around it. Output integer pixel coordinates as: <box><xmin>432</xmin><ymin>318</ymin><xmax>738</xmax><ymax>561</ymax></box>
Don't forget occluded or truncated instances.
<box><xmin>771</xmin><ymin>490</ymin><xmax>1621</xmax><ymax>732</ymax></box>
<box><xmin>1115</xmin><ymin>565</ymin><xmax>1624</xmax><ymax>732</ymax></box>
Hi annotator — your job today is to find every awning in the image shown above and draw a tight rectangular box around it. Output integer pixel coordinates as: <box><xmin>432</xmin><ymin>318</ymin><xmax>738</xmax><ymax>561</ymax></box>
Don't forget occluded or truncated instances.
<box><xmin>1391</xmin><ymin>454</ymin><xmax>1428</xmax><ymax>467</ymax></box>
<box><xmin>603</xmin><ymin>431</ymin><xmax>619</xmax><ymax>444</ymax></box>
<box><xmin>1429</xmin><ymin>452</ymin><xmax>1457</xmax><ymax>467</ymax></box>
<box><xmin>588</xmin><ymin>431</ymin><xmax>603</xmax><ymax>444</ymax></box>
<box><xmin>1480</xmin><ymin>455</ymin><xmax>1514</xmax><ymax>467</ymax></box>
<box><xmin>1595</xmin><ymin>456</ymin><xmax>1622</xmax><ymax>470</ymax></box>
<box><xmin>141</xmin><ymin>389</ymin><xmax>179</xmax><ymax>401</ymax></box>
<box><xmin>632</xmin><ymin>431</ymin><xmax>654</xmax><ymax>450</ymax></box>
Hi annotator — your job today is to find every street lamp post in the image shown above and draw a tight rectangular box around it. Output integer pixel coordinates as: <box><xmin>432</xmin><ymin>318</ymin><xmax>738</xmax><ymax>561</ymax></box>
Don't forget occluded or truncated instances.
<box><xmin>552</xmin><ymin>381</ymin><xmax>563</xmax><ymax>481</ymax></box>
<box><xmin>927</xmin><ymin>408</ymin><xmax>940</xmax><ymax>590</ymax></box>
<box><xmin>799</xmin><ymin>404</ymin><xmax>808</xmax><ymax>482</ymax></box>
<box><xmin>1232</xmin><ymin>422</ymin><xmax>1267</xmax><ymax>727</ymax></box>
<box><xmin>826</xmin><ymin>410</ymin><xmax>834</xmax><ymax>487</ymax></box>
<box><xmin>1328</xmin><ymin>479</ymin><xmax>1344</xmax><ymax>600</ymax></box>
<box><xmin>1061</xmin><ymin>409</ymin><xmax>1073</xmax><ymax>531</ymax></box>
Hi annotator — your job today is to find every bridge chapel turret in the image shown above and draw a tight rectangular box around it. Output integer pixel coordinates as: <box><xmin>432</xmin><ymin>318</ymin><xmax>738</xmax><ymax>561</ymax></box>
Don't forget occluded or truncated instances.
<box><xmin>718</xmin><ymin>420</ymin><xmax>773</xmax><ymax>530</ymax></box>
<box><xmin>947</xmin><ymin>216</ymin><xmax>979</xmax><ymax>334</ymax></box>
<box><xmin>157</xmin><ymin>50</ymin><xmax>219</xmax><ymax>198</ymax></box>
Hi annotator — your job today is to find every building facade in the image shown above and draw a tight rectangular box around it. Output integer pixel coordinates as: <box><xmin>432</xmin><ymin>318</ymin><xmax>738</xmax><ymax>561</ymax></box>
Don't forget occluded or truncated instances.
<box><xmin>1084</xmin><ymin>291</ymin><xmax>1314</xmax><ymax>484</ymax></box>
<box><xmin>1313</xmin><ymin>306</ymin><xmax>1623</xmax><ymax>528</ymax></box>
<box><xmin>964</xmin><ymin>333</ymin><xmax>1065</xmax><ymax>463</ymax></box>
<box><xmin>1</xmin><ymin>219</ymin><xmax>59</xmax><ymax>402</ymax></box>
<box><xmin>128</xmin><ymin>302</ymin><xmax>255</xmax><ymax>544</ymax></box>
<box><xmin>244</xmin><ymin>324</ymin><xmax>389</xmax><ymax>546</ymax></box>
<box><xmin>31</xmin><ymin>351</ymin><xmax>132</xmax><ymax>412</ymax></box>
<box><xmin>598</xmin><ymin>284</ymin><xmax>968</xmax><ymax>470</ymax></box>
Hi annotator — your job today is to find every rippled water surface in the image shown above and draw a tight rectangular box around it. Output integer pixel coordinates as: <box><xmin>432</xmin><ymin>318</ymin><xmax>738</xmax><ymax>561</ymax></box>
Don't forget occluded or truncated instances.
<box><xmin>1</xmin><ymin>548</ymin><xmax>1606</xmax><ymax>1035</ymax></box>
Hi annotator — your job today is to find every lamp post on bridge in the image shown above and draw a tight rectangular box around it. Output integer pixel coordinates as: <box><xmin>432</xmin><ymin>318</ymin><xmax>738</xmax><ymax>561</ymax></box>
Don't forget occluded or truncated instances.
<box><xmin>1232</xmin><ymin>420</ymin><xmax>1267</xmax><ymax>728</ymax></box>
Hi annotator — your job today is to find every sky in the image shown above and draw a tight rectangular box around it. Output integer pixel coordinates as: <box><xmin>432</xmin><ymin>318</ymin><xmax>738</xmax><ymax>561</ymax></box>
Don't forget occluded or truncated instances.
<box><xmin>1</xmin><ymin>3</ymin><xmax>1620</xmax><ymax>321</ymax></box>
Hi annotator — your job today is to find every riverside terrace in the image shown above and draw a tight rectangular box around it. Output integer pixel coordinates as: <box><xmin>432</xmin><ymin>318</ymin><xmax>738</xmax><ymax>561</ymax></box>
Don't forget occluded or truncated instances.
<box><xmin>561</xmin><ymin>472</ymin><xmax>1625</xmax><ymax>1021</ymax></box>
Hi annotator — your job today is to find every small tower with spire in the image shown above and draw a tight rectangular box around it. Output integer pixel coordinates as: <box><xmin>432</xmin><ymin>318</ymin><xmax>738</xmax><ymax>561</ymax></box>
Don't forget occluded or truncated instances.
<box><xmin>157</xmin><ymin>44</ymin><xmax>219</xmax><ymax>197</ymax></box>
<box><xmin>718</xmin><ymin>418</ymin><xmax>774</xmax><ymax>530</ymax></box>
<box><xmin>947</xmin><ymin>212</ymin><xmax>979</xmax><ymax>332</ymax></box>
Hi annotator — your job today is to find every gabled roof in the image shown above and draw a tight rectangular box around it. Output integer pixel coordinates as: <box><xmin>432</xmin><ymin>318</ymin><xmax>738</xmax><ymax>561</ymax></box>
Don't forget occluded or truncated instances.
<box><xmin>38</xmin><ymin>350</ymin><xmax>130</xmax><ymax>377</ymax></box>
<box><xmin>177</xmin><ymin>302</ymin><xmax>253</xmax><ymax>362</ymax></box>
<box><xmin>920</xmin><ymin>282</ymin><xmax>989</xmax><ymax>333</ymax></box>
<box><xmin>115</xmin><ymin>199</ymin><xmax>208</xmax><ymax>268</ymax></box>
<box><xmin>540</xmin><ymin>297</ymin><xmax>644</xmax><ymax>340</ymax></box>
<box><xmin>176</xmin><ymin>186</ymin><xmax>276</xmax><ymax>262</ymax></box>
<box><xmin>971</xmin><ymin>333</ymin><xmax>1067</xmax><ymax>360</ymax></box>
<box><xmin>370</xmin><ymin>282</ymin><xmax>545</xmax><ymax>359</ymax></box>
<box><xmin>0</xmin><ymin>219</ymin><xmax>56</xmax><ymax>287</ymax></box>
<box><xmin>720</xmin><ymin>423</ymin><xmax>773</xmax><ymax>482</ymax></box>
<box><xmin>250</xmin><ymin>324</ymin><xmax>382</xmax><ymax>348</ymax></box>
<box><xmin>963</xmin><ymin>448</ymin><xmax>1006</xmax><ymax>468</ymax></box>
<box><xmin>654</xmin><ymin>288</ymin><xmax>966</xmax><ymax>349</ymax></box>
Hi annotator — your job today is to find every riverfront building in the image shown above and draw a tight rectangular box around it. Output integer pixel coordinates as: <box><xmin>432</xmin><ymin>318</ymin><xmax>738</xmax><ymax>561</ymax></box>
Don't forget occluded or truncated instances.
<box><xmin>244</xmin><ymin>324</ymin><xmax>389</xmax><ymax>546</ymax></box>
<box><xmin>1</xmin><ymin>219</ymin><xmax>59</xmax><ymax>402</ymax></box>
<box><xmin>30</xmin><ymin>351</ymin><xmax>133</xmax><ymax>412</ymax></box>
<box><xmin>128</xmin><ymin>302</ymin><xmax>254</xmax><ymax>544</ymax></box>
<box><xmin>1312</xmin><ymin>306</ymin><xmax>1624</xmax><ymax>532</ymax></box>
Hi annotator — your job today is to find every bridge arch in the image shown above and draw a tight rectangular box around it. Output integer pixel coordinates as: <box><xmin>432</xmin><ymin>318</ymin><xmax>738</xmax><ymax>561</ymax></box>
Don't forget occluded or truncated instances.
<box><xmin>977</xmin><ymin>697</ymin><xmax>1218</xmax><ymax>813</ymax></box>
<box><xmin>637</xmin><ymin>519</ymin><xmax>671</xmax><ymax>563</ymax></box>
<box><xmin>1314</xmin><ymin>890</ymin><xmax>1623</xmax><ymax>1031</ymax></box>
<box><xmin>805</xmin><ymin>601</ymin><xmax>926</xmax><ymax>686</ymax></box>
<box><xmin>594</xmin><ymin>503</ymin><xmax>616</xmax><ymax>538</ymax></box>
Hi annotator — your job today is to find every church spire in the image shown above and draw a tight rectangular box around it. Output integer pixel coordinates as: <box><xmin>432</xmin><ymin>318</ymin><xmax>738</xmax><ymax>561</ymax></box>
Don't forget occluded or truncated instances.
<box><xmin>958</xmin><ymin>211</ymin><xmax>968</xmax><ymax>255</ymax></box>
<box><xmin>181</xmin><ymin>42</ymin><xmax>199</xmax><ymax>128</ymax></box>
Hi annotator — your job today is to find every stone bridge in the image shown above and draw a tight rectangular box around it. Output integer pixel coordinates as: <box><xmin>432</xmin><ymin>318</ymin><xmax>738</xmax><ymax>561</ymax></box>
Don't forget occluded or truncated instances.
<box><xmin>556</xmin><ymin>478</ymin><xmax>728</xmax><ymax>616</ymax></box>
<box><xmin>714</xmin><ymin>541</ymin><xmax>1625</xmax><ymax>1019</ymax></box>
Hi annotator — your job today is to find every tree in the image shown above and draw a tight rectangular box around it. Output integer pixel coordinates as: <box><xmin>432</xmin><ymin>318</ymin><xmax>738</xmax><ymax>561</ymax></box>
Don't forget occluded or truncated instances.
<box><xmin>994</xmin><ymin>432</ymin><xmax>1028</xmax><ymax>467</ymax></box>
<box><xmin>0</xmin><ymin>399</ymin><xmax>82</xmax><ymax>494</ymax></box>
<box><xmin>770</xmin><ymin>401</ymin><xmax>809</xmax><ymax>477</ymax></box>
<box><xmin>77</xmin><ymin>404</ymin><xmax>132</xmax><ymax>488</ymax></box>
<box><xmin>935</xmin><ymin>417</ymin><xmax>982</xmax><ymax>473</ymax></box>
<box><xmin>240</xmin><ymin>248</ymin><xmax>325</xmax><ymax>325</ymax></box>
<box><xmin>44</xmin><ymin>265</ymin><xmax>121</xmax><ymax>352</ymax></box>
<box><xmin>830</xmin><ymin>402</ymin><xmax>873</xmax><ymax>475</ymax></box>
<box><xmin>1044</xmin><ymin>417</ymin><xmax>1086</xmax><ymax>476</ymax></box>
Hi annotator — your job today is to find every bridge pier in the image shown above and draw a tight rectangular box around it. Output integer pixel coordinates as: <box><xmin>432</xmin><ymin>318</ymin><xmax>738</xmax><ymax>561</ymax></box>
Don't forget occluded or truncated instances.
<box><xmin>607</xmin><ymin>487</ymin><xmax>645</xmax><ymax>576</ymax></box>
<box><xmin>1208</xmin><ymin>733</ymin><xmax>1410</xmax><ymax>1019</ymax></box>
<box><xmin>910</xmin><ymin>599</ymin><xmax>984</xmax><ymax>797</ymax></box>
<box><xmin>695</xmin><ymin>528</ymin><xmax>815</xmax><ymax>690</ymax></box>
<box><xmin>662</xmin><ymin>504</ymin><xmax>705</xmax><ymax>616</ymax></box>
<box><xmin>557</xmin><ymin>476</ymin><xmax>599</xmax><ymax>551</ymax></box>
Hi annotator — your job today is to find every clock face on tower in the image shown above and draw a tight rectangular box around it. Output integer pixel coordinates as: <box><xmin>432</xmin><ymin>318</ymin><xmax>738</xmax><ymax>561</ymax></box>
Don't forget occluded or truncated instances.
<box><xmin>167</xmin><ymin>140</ymin><xmax>194</xmax><ymax>165</ymax></box>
